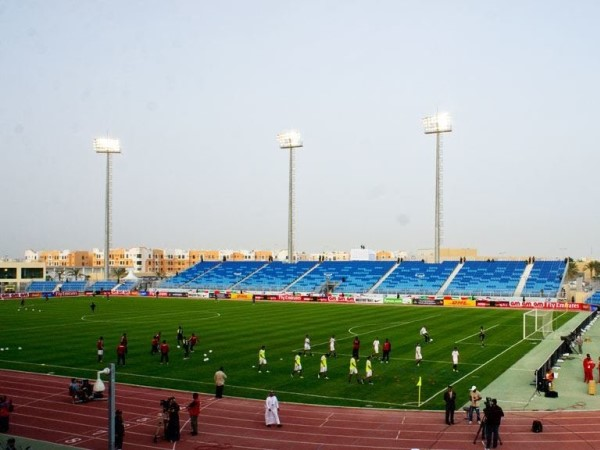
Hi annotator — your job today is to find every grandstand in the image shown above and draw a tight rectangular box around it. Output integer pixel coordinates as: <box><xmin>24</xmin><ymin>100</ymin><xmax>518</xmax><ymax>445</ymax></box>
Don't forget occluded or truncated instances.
<box><xmin>185</xmin><ymin>261</ymin><xmax>266</xmax><ymax>290</ymax></box>
<box><xmin>88</xmin><ymin>280</ymin><xmax>118</xmax><ymax>292</ymax></box>
<box><xmin>154</xmin><ymin>259</ymin><xmax>570</xmax><ymax>298</ymax></box>
<box><xmin>114</xmin><ymin>280</ymin><xmax>138</xmax><ymax>292</ymax></box>
<box><xmin>160</xmin><ymin>261</ymin><xmax>220</xmax><ymax>288</ymax></box>
<box><xmin>586</xmin><ymin>291</ymin><xmax>600</xmax><ymax>306</ymax></box>
<box><xmin>444</xmin><ymin>260</ymin><xmax>526</xmax><ymax>297</ymax></box>
<box><xmin>287</xmin><ymin>260</ymin><xmax>395</xmax><ymax>294</ymax></box>
<box><xmin>375</xmin><ymin>261</ymin><xmax>457</xmax><ymax>295</ymax></box>
<box><xmin>60</xmin><ymin>281</ymin><xmax>87</xmax><ymax>292</ymax></box>
<box><xmin>26</xmin><ymin>281</ymin><xmax>58</xmax><ymax>293</ymax></box>
<box><xmin>520</xmin><ymin>260</ymin><xmax>567</xmax><ymax>297</ymax></box>
<box><xmin>236</xmin><ymin>261</ymin><xmax>318</xmax><ymax>292</ymax></box>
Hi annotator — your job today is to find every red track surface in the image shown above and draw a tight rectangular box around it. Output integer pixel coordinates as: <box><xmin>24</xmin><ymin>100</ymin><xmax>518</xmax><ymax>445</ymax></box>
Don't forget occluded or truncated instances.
<box><xmin>3</xmin><ymin>370</ymin><xmax>600</xmax><ymax>449</ymax></box>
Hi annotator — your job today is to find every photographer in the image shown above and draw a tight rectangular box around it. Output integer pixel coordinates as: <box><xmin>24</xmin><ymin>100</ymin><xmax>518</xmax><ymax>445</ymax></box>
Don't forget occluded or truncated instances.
<box><xmin>482</xmin><ymin>398</ymin><xmax>504</xmax><ymax>450</ymax></box>
<box><xmin>165</xmin><ymin>397</ymin><xmax>180</xmax><ymax>443</ymax></box>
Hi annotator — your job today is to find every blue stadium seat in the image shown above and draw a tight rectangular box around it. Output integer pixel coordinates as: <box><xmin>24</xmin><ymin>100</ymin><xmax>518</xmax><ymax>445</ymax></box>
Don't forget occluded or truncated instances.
<box><xmin>375</xmin><ymin>261</ymin><xmax>457</xmax><ymax>295</ymax></box>
<box><xmin>444</xmin><ymin>261</ymin><xmax>525</xmax><ymax>297</ymax></box>
<box><xmin>521</xmin><ymin>260</ymin><xmax>566</xmax><ymax>297</ymax></box>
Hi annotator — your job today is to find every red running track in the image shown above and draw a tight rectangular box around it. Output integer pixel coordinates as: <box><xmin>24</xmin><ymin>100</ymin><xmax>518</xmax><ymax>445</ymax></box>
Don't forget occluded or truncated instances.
<box><xmin>3</xmin><ymin>370</ymin><xmax>600</xmax><ymax>449</ymax></box>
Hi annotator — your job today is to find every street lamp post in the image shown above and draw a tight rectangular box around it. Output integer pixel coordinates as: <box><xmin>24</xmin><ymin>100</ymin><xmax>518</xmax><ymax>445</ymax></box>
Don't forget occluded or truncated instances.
<box><xmin>94</xmin><ymin>137</ymin><xmax>121</xmax><ymax>280</ymax></box>
<box><xmin>277</xmin><ymin>130</ymin><xmax>303</xmax><ymax>264</ymax></box>
<box><xmin>423</xmin><ymin>113</ymin><xmax>452</xmax><ymax>264</ymax></box>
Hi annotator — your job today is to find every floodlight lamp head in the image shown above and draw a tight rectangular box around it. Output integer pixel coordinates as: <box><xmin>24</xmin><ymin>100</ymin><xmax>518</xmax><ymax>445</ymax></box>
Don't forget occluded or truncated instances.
<box><xmin>423</xmin><ymin>113</ymin><xmax>452</xmax><ymax>134</ymax></box>
<box><xmin>277</xmin><ymin>130</ymin><xmax>303</xmax><ymax>149</ymax></box>
<box><xmin>93</xmin><ymin>137</ymin><xmax>121</xmax><ymax>154</ymax></box>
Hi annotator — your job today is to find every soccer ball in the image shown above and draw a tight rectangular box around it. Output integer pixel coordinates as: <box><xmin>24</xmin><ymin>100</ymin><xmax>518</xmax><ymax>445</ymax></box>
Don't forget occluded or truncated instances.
<box><xmin>430</xmin><ymin>338</ymin><xmax>433</xmax><ymax>342</ymax></box>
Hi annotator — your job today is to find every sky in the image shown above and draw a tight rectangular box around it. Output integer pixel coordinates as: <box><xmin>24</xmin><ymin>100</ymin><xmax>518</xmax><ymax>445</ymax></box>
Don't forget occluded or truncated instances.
<box><xmin>1</xmin><ymin>1</ymin><xmax>599</xmax><ymax>260</ymax></box>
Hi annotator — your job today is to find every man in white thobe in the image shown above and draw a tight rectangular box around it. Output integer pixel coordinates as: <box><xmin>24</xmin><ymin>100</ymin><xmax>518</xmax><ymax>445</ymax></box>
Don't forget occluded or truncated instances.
<box><xmin>265</xmin><ymin>391</ymin><xmax>281</xmax><ymax>427</ymax></box>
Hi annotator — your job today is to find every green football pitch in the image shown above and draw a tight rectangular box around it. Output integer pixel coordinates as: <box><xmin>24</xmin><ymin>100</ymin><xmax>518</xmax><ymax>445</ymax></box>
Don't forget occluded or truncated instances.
<box><xmin>0</xmin><ymin>296</ymin><xmax>575</xmax><ymax>410</ymax></box>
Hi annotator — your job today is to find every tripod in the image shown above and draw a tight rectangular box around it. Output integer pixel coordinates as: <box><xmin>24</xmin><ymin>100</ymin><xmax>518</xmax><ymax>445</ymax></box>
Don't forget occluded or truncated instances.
<box><xmin>473</xmin><ymin>420</ymin><xmax>485</xmax><ymax>445</ymax></box>
<box><xmin>473</xmin><ymin>420</ymin><xmax>503</xmax><ymax>446</ymax></box>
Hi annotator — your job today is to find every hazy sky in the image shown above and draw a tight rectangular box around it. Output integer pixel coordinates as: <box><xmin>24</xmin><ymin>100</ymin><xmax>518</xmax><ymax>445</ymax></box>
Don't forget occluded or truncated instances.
<box><xmin>1</xmin><ymin>1</ymin><xmax>599</xmax><ymax>260</ymax></box>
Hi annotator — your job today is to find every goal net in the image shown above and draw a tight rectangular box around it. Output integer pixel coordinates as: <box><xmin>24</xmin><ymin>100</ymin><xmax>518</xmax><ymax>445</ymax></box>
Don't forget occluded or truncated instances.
<box><xmin>523</xmin><ymin>309</ymin><xmax>554</xmax><ymax>340</ymax></box>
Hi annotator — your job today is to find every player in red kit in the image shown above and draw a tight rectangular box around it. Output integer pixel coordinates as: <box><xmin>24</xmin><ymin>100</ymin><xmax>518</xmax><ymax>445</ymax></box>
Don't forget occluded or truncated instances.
<box><xmin>381</xmin><ymin>338</ymin><xmax>391</xmax><ymax>363</ymax></box>
<box><xmin>352</xmin><ymin>336</ymin><xmax>360</xmax><ymax>360</ymax></box>
<box><xmin>160</xmin><ymin>340</ymin><xmax>170</xmax><ymax>365</ymax></box>
<box><xmin>189</xmin><ymin>333</ymin><xmax>198</xmax><ymax>353</ymax></box>
<box><xmin>151</xmin><ymin>335</ymin><xmax>159</xmax><ymax>355</ymax></box>
<box><xmin>116</xmin><ymin>343</ymin><xmax>126</xmax><ymax>366</ymax></box>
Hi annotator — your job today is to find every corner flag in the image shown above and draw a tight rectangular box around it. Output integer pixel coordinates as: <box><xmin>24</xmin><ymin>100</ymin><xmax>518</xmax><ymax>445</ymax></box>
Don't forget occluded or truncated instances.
<box><xmin>416</xmin><ymin>376</ymin><xmax>422</xmax><ymax>387</ymax></box>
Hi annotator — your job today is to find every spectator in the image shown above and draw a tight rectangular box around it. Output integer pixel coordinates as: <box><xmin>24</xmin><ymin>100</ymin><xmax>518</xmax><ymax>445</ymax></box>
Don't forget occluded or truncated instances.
<box><xmin>468</xmin><ymin>386</ymin><xmax>482</xmax><ymax>424</ymax></box>
<box><xmin>265</xmin><ymin>391</ymin><xmax>281</xmax><ymax>427</ymax></box>
<box><xmin>114</xmin><ymin>409</ymin><xmax>125</xmax><ymax>450</ymax></box>
<box><xmin>214</xmin><ymin>367</ymin><xmax>227</xmax><ymax>398</ymax></box>
<box><xmin>187</xmin><ymin>393</ymin><xmax>200</xmax><ymax>436</ymax></box>
<box><xmin>583</xmin><ymin>354</ymin><xmax>595</xmax><ymax>382</ymax></box>
<box><xmin>0</xmin><ymin>395</ymin><xmax>14</xmax><ymax>432</ymax></box>
<box><xmin>575</xmin><ymin>334</ymin><xmax>583</xmax><ymax>354</ymax></box>
<box><xmin>443</xmin><ymin>385</ymin><xmax>456</xmax><ymax>425</ymax></box>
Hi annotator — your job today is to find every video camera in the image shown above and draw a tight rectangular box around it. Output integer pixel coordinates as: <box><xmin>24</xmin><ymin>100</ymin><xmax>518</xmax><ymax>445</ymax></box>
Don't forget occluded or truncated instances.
<box><xmin>484</xmin><ymin>397</ymin><xmax>493</xmax><ymax>409</ymax></box>
<box><xmin>160</xmin><ymin>398</ymin><xmax>172</xmax><ymax>411</ymax></box>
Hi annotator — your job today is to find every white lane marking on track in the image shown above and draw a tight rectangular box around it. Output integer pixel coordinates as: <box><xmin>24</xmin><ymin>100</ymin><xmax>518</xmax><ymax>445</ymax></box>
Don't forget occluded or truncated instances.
<box><xmin>319</xmin><ymin>412</ymin><xmax>334</xmax><ymax>427</ymax></box>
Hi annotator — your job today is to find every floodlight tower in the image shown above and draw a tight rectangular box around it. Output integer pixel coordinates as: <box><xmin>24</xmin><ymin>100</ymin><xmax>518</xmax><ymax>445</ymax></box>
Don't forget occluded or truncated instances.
<box><xmin>423</xmin><ymin>113</ymin><xmax>452</xmax><ymax>264</ymax></box>
<box><xmin>277</xmin><ymin>130</ymin><xmax>303</xmax><ymax>263</ymax></box>
<box><xmin>94</xmin><ymin>137</ymin><xmax>121</xmax><ymax>280</ymax></box>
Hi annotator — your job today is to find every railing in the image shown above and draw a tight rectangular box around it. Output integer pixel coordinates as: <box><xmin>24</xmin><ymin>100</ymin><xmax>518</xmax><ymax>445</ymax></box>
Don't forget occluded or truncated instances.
<box><xmin>534</xmin><ymin>310</ymin><xmax>598</xmax><ymax>390</ymax></box>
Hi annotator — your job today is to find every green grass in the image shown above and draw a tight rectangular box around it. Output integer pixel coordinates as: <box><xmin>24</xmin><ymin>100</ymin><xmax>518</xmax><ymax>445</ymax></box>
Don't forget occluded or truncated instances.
<box><xmin>0</xmin><ymin>296</ymin><xmax>575</xmax><ymax>410</ymax></box>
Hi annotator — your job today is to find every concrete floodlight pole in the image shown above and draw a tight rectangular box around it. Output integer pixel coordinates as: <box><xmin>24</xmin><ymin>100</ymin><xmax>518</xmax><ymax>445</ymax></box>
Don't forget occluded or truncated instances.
<box><xmin>93</xmin><ymin>138</ymin><xmax>121</xmax><ymax>280</ymax></box>
<box><xmin>423</xmin><ymin>113</ymin><xmax>452</xmax><ymax>263</ymax></box>
<box><xmin>108</xmin><ymin>364</ymin><xmax>115</xmax><ymax>450</ymax></box>
<box><xmin>277</xmin><ymin>130</ymin><xmax>303</xmax><ymax>264</ymax></box>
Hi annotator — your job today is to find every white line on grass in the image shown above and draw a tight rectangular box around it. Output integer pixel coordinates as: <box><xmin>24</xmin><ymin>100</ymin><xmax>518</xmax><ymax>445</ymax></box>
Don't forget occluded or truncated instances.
<box><xmin>347</xmin><ymin>314</ymin><xmax>442</xmax><ymax>337</ymax></box>
<box><xmin>454</xmin><ymin>324</ymin><xmax>500</xmax><ymax>344</ymax></box>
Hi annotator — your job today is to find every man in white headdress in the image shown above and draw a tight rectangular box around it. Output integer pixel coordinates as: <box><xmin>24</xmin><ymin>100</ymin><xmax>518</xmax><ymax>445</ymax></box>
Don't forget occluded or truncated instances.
<box><xmin>265</xmin><ymin>391</ymin><xmax>282</xmax><ymax>427</ymax></box>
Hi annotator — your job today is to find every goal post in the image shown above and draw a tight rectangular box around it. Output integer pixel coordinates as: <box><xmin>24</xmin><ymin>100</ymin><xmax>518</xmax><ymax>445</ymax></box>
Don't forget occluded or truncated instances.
<box><xmin>523</xmin><ymin>309</ymin><xmax>554</xmax><ymax>340</ymax></box>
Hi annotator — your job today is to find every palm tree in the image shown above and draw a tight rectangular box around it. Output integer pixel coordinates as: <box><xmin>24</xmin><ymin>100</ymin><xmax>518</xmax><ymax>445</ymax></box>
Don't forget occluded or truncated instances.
<box><xmin>112</xmin><ymin>267</ymin><xmax>128</xmax><ymax>283</ymax></box>
<box><xmin>584</xmin><ymin>260</ymin><xmax>599</xmax><ymax>280</ymax></box>
<box><xmin>69</xmin><ymin>267</ymin><xmax>82</xmax><ymax>281</ymax></box>
<box><xmin>593</xmin><ymin>261</ymin><xmax>600</xmax><ymax>280</ymax></box>
<box><xmin>55</xmin><ymin>268</ymin><xmax>65</xmax><ymax>281</ymax></box>
<box><xmin>566</xmin><ymin>260</ymin><xmax>579</xmax><ymax>280</ymax></box>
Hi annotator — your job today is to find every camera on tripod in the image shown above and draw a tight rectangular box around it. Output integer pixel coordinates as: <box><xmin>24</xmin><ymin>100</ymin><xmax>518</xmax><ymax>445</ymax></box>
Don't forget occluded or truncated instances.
<box><xmin>484</xmin><ymin>397</ymin><xmax>493</xmax><ymax>409</ymax></box>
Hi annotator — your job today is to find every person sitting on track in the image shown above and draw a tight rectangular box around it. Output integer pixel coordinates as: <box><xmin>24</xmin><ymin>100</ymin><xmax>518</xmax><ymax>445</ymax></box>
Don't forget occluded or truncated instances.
<box><xmin>69</xmin><ymin>378</ymin><xmax>86</xmax><ymax>403</ymax></box>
